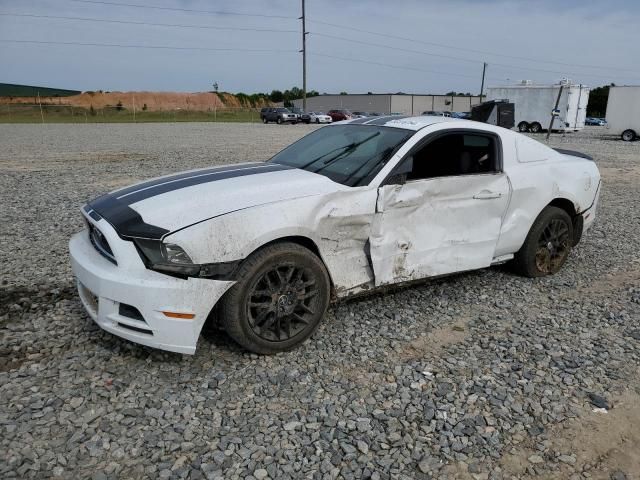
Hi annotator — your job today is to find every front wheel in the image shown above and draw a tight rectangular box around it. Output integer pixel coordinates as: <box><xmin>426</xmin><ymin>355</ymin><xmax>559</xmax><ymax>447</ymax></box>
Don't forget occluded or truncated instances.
<box><xmin>529</xmin><ymin>122</ymin><xmax>543</xmax><ymax>133</ymax></box>
<box><xmin>518</xmin><ymin>121</ymin><xmax>530</xmax><ymax>132</ymax></box>
<box><xmin>622</xmin><ymin>129</ymin><xmax>636</xmax><ymax>142</ymax></box>
<box><xmin>219</xmin><ymin>242</ymin><xmax>331</xmax><ymax>354</ymax></box>
<box><xmin>512</xmin><ymin>206</ymin><xmax>573</xmax><ymax>277</ymax></box>
<box><xmin>276</xmin><ymin>117</ymin><xmax>282</xmax><ymax>125</ymax></box>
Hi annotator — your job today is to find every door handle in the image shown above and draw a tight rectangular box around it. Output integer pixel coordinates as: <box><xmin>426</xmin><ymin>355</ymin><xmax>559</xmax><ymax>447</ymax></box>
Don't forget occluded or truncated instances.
<box><xmin>473</xmin><ymin>191</ymin><xmax>502</xmax><ymax>200</ymax></box>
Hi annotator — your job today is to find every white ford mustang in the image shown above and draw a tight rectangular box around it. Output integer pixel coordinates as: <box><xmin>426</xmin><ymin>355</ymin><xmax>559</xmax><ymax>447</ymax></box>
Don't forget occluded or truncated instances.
<box><xmin>70</xmin><ymin>116</ymin><xmax>601</xmax><ymax>354</ymax></box>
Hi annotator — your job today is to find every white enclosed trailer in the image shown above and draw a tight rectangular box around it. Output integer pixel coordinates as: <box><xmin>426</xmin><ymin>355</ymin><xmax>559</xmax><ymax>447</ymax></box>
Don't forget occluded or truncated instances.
<box><xmin>486</xmin><ymin>81</ymin><xmax>590</xmax><ymax>133</ymax></box>
<box><xmin>605</xmin><ymin>86</ymin><xmax>640</xmax><ymax>141</ymax></box>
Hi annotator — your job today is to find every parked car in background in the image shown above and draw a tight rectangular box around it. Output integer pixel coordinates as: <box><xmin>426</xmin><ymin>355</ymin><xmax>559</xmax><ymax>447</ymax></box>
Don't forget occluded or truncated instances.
<box><xmin>260</xmin><ymin>107</ymin><xmax>270</xmax><ymax>121</ymax></box>
<box><xmin>452</xmin><ymin>112</ymin><xmax>471</xmax><ymax>119</ymax></box>
<box><xmin>263</xmin><ymin>108</ymin><xmax>298</xmax><ymax>124</ymax></box>
<box><xmin>352</xmin><ymin>111</ymin><xmax>369</xmax><ymax>118</ymax></box>
<box><xmin>585</xmin><ymin>117</ymin><xmax>606</xmax><ymax>126</ymax></box>
<box><xmin>369</xmin><ymin>112</ymin><xmax>382</xmax><ymax>116</ymax></box>
<box><xmin>422</xmin><ymin>111</ymin><xmax>452</xmax><ymax>117</ymax></box>
<box><xmin>301</xmin><ymin>112</ymin><xmax>332</xmax><ymax>124</ymax></box>
<box><xmin>327</xmin><ymin>109</ymin><xmax>353</xmax><ymax>122</ymax></box>
<box><xmin>290</xmin><ymin>107</ymin><xmax>303</xmax><ymax>122</ymax></box>
<box><xmin>70</xmin><ymin>115</ymin><xmax>601</xmax><ymax>355</ymax></box>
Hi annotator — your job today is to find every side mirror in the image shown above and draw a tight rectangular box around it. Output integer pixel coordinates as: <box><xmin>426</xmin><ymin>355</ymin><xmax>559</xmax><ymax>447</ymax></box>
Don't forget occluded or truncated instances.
<box><xmin>385</xmin><ymin>156</ymin><xmax>413</xmax><ymax>185</ymax></box>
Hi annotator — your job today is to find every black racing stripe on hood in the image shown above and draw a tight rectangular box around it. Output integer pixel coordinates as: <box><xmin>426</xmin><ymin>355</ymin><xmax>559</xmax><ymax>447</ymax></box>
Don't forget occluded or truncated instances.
<box><xmin>88</xmin><ymin>196</ymin><xmax>169</xmax><ymax>239</ymax></box>
<box><xmin>365</xmin><ymin>116</ymin><xmax>409</xmax><ymax>125</ymax></box>
<box><xmin>87</xmin><ymin>162</ymin><xmax>293</xmax><ymax>238</ymax></box>
<box><xmin>116</xmin><ymin>163</ymin><xmax>293</xmax><ymax>206</ymax></box>
<box><xmin>111</xmin><ymin>162</ymin><xmax>263</xmax><ymax>201</ymax></box>
<box><xmin>348</xmin><ymin>117</ymin><xmax>373</xmax><ymax>124</ymax></box>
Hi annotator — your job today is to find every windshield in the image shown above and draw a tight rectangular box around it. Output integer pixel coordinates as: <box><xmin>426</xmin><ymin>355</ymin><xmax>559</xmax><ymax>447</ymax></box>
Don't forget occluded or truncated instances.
<box><xmin>269</xmin><ymin>125</ymin><xmax>413</xmax><ymax>186</ymax></box>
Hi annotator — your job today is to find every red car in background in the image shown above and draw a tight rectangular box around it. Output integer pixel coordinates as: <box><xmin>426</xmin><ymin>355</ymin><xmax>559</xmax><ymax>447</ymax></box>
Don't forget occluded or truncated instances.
<box><xmin>327</xmin><ymin>109</ymin><xmax>353</xmax><ymax>122</ymax></box>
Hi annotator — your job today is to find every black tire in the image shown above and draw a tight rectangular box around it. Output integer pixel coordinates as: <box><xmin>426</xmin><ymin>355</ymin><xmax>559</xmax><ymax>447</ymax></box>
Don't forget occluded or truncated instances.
<box><xmin>219</xmin><ymin>242</ymin><xmax>331</xmax><ymax>354</ymax></box>
<box><xmin>530</xmin><ymin>122</ymin><xmax>543</xmax><ymax>133</ymax></box>
<box><xmin>262</xmin><ymin>117</ymin><xmax>268</xmax><ymax>124</ymax></box>
<box><xmin>276</xmin><ymin>117</ymin><xmax>283</xmax><ymax>125</ymax></box>
<box><xmin>518</xmin><ymin>121</ymin><xmax>530</xmax><ymax>133</ymax></box>
<box><xmin>512</xmin><ymin>206</ymin><xmax>574</xmax><ymax>277</ymax></box>
<box><xmin>316</xmin><ymin>118</ymin><xmax>320</xmax><ymax>124</ymax></box>
<box><xmin>621</xmin><ymin>129</ymin><xmax>636</xmax><ymax>142</ymax></box>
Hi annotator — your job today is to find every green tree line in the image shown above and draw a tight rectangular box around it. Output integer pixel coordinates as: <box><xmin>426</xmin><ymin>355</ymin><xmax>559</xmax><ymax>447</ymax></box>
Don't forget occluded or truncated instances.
<box><xmin>216</xmin><ymin>87</ymin><xmax>320</xmax><ymax>107</ymax></box>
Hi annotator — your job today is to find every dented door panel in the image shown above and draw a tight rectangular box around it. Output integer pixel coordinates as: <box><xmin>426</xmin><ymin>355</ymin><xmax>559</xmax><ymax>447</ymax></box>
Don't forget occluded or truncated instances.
<box><xmin>370</xmin><ymin>174</ymin><xmax>510</xmax><ymax>286</ymax></box>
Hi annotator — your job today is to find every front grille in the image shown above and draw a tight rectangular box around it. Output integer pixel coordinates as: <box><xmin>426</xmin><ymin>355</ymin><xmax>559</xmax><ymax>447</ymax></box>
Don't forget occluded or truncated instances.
<box><xmin>88</xmin><ymin>223</ymin><xmax>117</xmax><ymax>265</ymax></box>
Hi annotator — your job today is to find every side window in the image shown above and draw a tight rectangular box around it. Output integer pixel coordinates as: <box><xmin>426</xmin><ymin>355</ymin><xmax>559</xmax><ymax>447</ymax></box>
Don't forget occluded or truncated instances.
<box><xmin>406</xmin><ymin>132</ymin><xmax>499</xmax><ymax>181</ymax></box>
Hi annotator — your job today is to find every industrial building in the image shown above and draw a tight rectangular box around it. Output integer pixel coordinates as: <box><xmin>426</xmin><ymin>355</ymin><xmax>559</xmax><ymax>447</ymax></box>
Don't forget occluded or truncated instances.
<box><xmin>292</xmin><ymin>93</ymin><xmax>482</xmax><ymax>115</ymax></box>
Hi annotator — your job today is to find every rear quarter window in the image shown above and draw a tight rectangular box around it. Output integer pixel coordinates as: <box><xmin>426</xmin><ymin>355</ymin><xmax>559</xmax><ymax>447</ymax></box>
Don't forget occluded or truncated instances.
<box><xmin>516</xmin><ymin>135</ymin><xmax>553</xmax><ymax>163</ymax></box>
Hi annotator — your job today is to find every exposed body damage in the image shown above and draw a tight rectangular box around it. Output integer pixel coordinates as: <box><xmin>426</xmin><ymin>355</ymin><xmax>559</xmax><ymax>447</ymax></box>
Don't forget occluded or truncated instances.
<box><xmin>69</xmin><ymin>116</ymin><xmax>601</xmax><ymax>354</ymax></box>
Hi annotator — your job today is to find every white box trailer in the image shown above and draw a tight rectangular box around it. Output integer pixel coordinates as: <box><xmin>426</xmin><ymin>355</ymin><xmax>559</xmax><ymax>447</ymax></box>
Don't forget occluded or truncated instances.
<box><xmin>486</xmin><ymin>82</ymin><xmax>590</xmax><ymax>133</ymax></box>
<box><xmin>605</xmin><ymin>86</ymin><xmax>640</xmax><ymax>141</ymax></box>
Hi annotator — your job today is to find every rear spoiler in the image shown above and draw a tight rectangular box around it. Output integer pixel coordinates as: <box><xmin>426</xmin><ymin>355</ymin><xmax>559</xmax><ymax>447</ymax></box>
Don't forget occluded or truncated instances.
<box><xmin>553</xmin><ymin>148</ymin><xmax>593</xmax><ymax>161</ymax></box>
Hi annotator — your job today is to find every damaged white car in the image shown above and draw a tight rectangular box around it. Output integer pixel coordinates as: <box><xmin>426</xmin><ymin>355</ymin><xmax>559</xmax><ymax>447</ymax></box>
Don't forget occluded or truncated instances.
<box><xmin>70</xmin><ymin>116</ymin><xmax>601</xmax><ymax>354</ymax></box>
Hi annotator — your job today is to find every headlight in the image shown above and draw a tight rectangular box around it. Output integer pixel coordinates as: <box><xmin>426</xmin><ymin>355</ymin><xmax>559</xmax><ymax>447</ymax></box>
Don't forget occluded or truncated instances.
<box><xmin>133</xmin><ymin>239</ymin><xmax>239</xmax><ymax>279</ymax></box>
<box><xmin>134</xmin><ymin>239</ymin><xmax>200</xmax><ymax>277</ymax></box>
<box><xmin>164</xmin><ymin>243</ymin><xmax>193</xmax><ymax>264</ymax></box>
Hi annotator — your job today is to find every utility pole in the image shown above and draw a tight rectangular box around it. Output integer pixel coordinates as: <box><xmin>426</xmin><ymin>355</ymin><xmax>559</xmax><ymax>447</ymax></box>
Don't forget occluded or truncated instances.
<box><xmin>300</xmin><ymin>0</ymin><xmax>307</xmax><ymax>111</ymax></box>
<box><xmin>480</xmin><ymin>62</ymin><xmax>487</xmax><ymax>99</ymax></box>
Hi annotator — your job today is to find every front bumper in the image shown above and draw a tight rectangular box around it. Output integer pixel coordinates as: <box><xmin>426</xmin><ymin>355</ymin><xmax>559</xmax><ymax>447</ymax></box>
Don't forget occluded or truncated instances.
<box><xmin>69</xmin><ymin>219</ymin><xmax>234</xmax><ymax>354</ymax></box>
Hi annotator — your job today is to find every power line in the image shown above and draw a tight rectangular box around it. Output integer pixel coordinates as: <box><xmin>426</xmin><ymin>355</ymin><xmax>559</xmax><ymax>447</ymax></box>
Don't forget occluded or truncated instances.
<box><xmin>308</xmin><ymin>18</ymin><xmax>640</xmax><ymax>75</ymax></box>
<box><xmin>0</xmin><ymin>12</ymin><xmax>299</xmax><ymax>34</ymax></box>
<box><xmin>312</xmin><ymin>32</ymin><xmax>482</xmax><ymax>65</ymax></box>
<box><xmin>69</xmin><ymin>0</ymin><xmax>296</xmax><ymax>20</ymax></box>
<box><xmin>311</xmin><ymin>31</ymin><xmax>637</xmax><ymax>81</ymax></box>
<box><xmin>310</xmin><ymin>52</ymin><xmax>504</xmax><ymax>81</ymax></box>
<box><xmin>0</xmin><ymin>39</ymin><xmax>298</xmax><ymax>54</ymax></box>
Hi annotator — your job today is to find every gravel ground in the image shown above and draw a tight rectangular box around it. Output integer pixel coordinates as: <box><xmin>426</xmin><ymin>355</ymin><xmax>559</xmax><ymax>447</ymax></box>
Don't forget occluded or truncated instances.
<box><xmin>1</xmin><ymin>123</ymin><xmax>639</xmax><ymax>479</ymax></box>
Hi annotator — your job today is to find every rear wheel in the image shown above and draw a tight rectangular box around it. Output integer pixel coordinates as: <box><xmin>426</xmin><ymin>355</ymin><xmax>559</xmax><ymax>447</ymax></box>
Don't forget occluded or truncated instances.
<box><xmin>622</xmin><ymin>129</ymin><xmax>636</xmax><ymax>142</ymax></box>
<box><xmin>262</xmin><ymin>117</ymin><xmax>268</xmax><ymax>124</ymax></box>
<box><xmin>219</xmin><ymin>242</ymin><xmax>330</xmax><ymax>354</ymax></box>
<box><xmin>316</xmin><ymin>118</ymin><xmax>320</xmax><ymax>124</ymax></box>
<box><xmin>518</xmin><ymin>121</ymin><xmax>530</xmax><ymax>132</ymax></box>
<box><xmin>277</xmin><ymin>117</ymin><xmax>283</xmax><ymax>125</ymax></box>
<box><xmin>529</xmin><ymin>122</ymin><xmax>543</xmax><ymax>133</ymax></box>
<box><xmin>512</xmin><ymin>206</ymin><xmax>573</xmax><ymax>277</ymax></box>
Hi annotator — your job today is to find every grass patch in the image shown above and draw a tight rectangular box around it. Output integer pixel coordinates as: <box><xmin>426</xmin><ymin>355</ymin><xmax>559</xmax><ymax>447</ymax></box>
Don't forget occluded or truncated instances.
<box><xmin>0</xmin><ymin>105</ymin><xmax>262</xmax><ymax>123</ymax></box>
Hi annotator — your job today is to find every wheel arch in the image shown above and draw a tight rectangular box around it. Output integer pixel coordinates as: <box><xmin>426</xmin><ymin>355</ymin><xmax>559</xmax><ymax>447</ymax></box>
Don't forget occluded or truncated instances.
<box><xmin>548</xmin><ymin>197</ymin><xmax>577</xmax><ymax>217</ymax></box>
<box><xmin>537</xmin><ymin>197</ymin><xmax>583</xmax><ymax>246</ymax></box>
<box><xmin>243</xmin><ymin>235</ymin><xmax>336</xmax><ymax>293</ymax></box>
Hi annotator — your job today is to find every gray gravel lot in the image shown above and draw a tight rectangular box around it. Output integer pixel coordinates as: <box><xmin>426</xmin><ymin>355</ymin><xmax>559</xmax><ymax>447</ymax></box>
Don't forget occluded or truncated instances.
<box><xmin>1</xmin><ymin>123</ymin><xmax>639</xmax><ymax>479</ymax></box>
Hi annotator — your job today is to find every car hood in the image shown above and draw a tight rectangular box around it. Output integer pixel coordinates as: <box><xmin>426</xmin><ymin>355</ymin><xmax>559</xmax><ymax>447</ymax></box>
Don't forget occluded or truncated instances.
<box><xmin>87</xmin><ymin>162</ymin><xmax>343</xmax><ymax>238</ymax></box>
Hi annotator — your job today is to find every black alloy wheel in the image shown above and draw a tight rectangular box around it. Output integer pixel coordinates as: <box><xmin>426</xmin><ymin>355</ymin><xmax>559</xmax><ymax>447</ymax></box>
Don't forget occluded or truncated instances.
<box><xmin>246</xmin><ymin>264</ymin><xmax>319</xmax><ymax>342</ymax></box>
<box><xmin>513</xmin><ymin>206</ymin><xmax>574</xmax><ymax>277</ymax></box>
<box><xmin>534</xmin><ymin>218</ymin><xmax>571</xmax><ymax>274</ymax></box>
<box><xmin>219</xmin><ymin>242</ymin><xmax>330</xmax><ymax>354</ymax></box>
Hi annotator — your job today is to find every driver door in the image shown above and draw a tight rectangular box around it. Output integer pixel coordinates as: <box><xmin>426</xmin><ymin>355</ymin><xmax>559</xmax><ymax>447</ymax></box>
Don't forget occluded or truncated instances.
<box><xmin>369</xmin><ymin>130</ymin><xmax>511</xmax><ymax>286</ymax></box>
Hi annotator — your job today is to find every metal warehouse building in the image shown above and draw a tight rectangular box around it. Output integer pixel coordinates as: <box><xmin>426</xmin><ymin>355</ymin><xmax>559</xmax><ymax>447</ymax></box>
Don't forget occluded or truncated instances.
<box><xmin>292</xmin><ymin>93</ymin><xmax>482</xmax><ymax>115</ymax></box>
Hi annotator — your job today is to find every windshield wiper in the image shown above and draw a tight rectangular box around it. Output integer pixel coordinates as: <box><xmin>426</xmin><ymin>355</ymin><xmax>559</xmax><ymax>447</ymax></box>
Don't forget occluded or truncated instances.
<box><xmin>312</xmin><ymin>132</ymin><xmax>381</xmax><ymax>174</ymax></box>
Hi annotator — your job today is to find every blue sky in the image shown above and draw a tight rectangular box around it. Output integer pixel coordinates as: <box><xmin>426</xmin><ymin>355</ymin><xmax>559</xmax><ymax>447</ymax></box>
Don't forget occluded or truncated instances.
<box><xmin>0</xmin><ymin>0</ymin><xmax>638</xmax><ymax>94</ymax></box>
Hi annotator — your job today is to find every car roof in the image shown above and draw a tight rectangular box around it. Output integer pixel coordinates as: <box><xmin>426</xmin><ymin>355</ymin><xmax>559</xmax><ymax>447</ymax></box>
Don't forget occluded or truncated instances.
<box><xmin>337</xmin><ymin>115</ymin><xmax>465</xmax><ymax>130</ymax></box>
